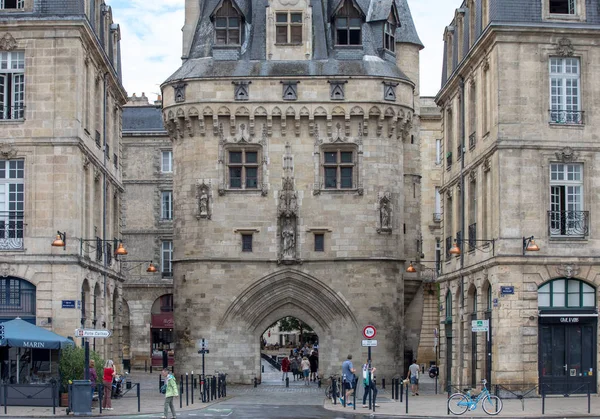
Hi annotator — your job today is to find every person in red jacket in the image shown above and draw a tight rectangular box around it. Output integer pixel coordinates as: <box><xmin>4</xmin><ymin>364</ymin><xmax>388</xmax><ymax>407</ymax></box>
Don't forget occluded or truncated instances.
<box><xmin>281</xmin><ymin>356</ymin><xmax>290</xmax><ymax>382</ymax></box>
<box><xmin>102</xmin><ymin>360</ymin><xmax>116</xmax><ymax>410</ymax></box>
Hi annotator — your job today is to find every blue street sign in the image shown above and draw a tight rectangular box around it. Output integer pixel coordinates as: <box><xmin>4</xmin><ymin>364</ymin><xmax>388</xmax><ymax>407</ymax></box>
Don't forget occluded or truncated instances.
<box><xmin>62</xmin><ymin>300</ymin><xmax>76</xmax><ymax>309</ymax></box>
<box><xmin>500</xmin><ymin>286</ymin><xmax>514</xmax><ymax>295</ymax></box>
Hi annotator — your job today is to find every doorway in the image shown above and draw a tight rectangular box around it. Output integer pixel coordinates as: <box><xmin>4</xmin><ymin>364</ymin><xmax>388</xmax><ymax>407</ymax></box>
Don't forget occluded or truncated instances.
<box><xmin>539</xmin><ymin>317</ymin><xmax>597</xmax><ymax>394</ymax></box>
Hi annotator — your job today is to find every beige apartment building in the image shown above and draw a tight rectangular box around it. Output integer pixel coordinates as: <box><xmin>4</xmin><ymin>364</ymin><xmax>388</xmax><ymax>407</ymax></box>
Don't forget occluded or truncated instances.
<box><xmin>437</xmin><ymin>0</ymin><xmax>599</xmax><ymax>395</ymax></box>
<box><xmin>0</xmin><ymin>0</ymin><xmax>127</xmax><ymax>370</ymax></box>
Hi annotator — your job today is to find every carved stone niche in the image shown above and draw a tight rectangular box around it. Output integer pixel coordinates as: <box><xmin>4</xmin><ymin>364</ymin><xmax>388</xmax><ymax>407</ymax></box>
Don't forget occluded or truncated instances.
<box><xmin>555</xmin><ymin>146</ymin><xmax>579</xmax><ymax>163</ymax></box>
<box><xmin>556</xmin><ymin>264</ymin><xmax>580</xmax><ymax>279</ymax></box>
<box><xmin>555</xmin><ymin>38</ymin><xmax>574</xmax><ymax>57</ymax></box>
<box><xmin>196</xmin><ymin>180</ymin><xmax>211</xmax><ymax>220</ymax></box>
<box><xmin>0</xmin><ymin>143</ymin><xmax>17</xmax><ymax>159</ymax></box>
<box><xmin>0</xmin><ymin>33</ymin><xmax>17</xmax><ymax>51</ymax></box>
<box><xmin>173</xmin><ymin>83</ymin><xmax>187</xmax><ymax>103</ymax></box>
<box><xmin>377</xmin><ymin>192</ymin><xmax>393</xmax><ymax>233</ymax></box>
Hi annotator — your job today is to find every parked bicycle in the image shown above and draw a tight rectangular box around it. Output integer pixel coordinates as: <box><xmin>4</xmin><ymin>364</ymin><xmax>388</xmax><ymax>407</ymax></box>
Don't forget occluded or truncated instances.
<box><xmin>325</xmin><ymin>375</ymin><xmax>340</xmax><ymax>403</ymax></box>
<box><xmin>448</xmin><ymin>379</ymin><xmax>503</xmax><ymax>415</ymax></box>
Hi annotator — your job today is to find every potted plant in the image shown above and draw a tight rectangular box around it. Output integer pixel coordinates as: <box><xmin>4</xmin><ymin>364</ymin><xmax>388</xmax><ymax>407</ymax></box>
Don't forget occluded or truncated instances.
<box><xmin>58</xmin><ymin>346</ymin><xmax>104</xmax><ymax>407</ymax></box>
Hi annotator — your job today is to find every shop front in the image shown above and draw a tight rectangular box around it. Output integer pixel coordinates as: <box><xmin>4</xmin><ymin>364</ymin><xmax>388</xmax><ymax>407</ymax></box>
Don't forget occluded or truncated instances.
<box><xmin>538</xmin><ymin>278</ymin><xmax>597</xmax><ymax>395</ymax></box>
<box><xmin>150</xmin><ymin>295</ymin><xmax>174</xmax><ymax>367</ymax></box>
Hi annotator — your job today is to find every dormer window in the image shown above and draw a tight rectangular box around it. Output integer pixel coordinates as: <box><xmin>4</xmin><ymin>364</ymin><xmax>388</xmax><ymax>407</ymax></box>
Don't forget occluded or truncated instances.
<box><xmin>335</xmin><ymin>1</ymin><xmax>362</xmax><ymax>46</ymax></box>
<box><xmin>276</xmin><ymin>12</ymin><xmax>303</xmax><ymax>44</ymax></box>
<box><xmin>384</xmin><ymin>12</ymin><xmax>397</xmax><ymax>52</ymax></box>
<box><xmin>0</xmin><ymin>0</ymin><xmax>24</xmax><ymax>9</ymax></box>
<box><xmin>550</xmin><ymin>0</ymin><xmax>575</xmax><ymax>14</ymax></box>
<box><xmin>214</xmin><ymin>0</ymin><xmax>241</xmax><ymax>45</ymax></box>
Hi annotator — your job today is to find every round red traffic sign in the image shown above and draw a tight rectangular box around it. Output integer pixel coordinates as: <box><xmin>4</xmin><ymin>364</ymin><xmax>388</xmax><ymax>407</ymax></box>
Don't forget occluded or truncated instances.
<box><xmin>363</xmin><ymin>325</ymin><xmax>376</xmax><ymax>339</ymax></box>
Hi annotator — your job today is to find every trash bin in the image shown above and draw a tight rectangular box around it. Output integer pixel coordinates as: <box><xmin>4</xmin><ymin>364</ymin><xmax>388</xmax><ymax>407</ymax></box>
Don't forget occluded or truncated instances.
<box><xmin>68</xmin><ymin>380</ymin><xmax>92</xmax><ymax>416</ymax></box>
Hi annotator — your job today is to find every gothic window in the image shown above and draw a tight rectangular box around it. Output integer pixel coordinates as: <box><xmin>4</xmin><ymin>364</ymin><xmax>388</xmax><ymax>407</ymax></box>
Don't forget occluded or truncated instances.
<box><xmin>214</xmin><ymin>0</ymin><xmax>241</xmax><ymax>45</ymax></box>
<box><xmin>276</xmin><ymin>12</ymin><xmax>303</xmax><ymax>44</ymax></box>
<box><xmin>227</xmin><ymin>148</ymin><xmax>260</xmax><ymax>189</ymax></box>
<box><xmin>383</xmin><ymin>82</ymin><xmax>397</xmax><ymax>101</ymax></box>
<box><xmin>322</xmin><ymin>148</ymin><xmax>356</xmax><ymax>189</ymax></box>
<box><xmin>550</xmin><ymin>0</ymin><xmax>576</xmax><ymax>14</ymax></box>
<box><xmin>0</xmin><ymin>51</ymin><xmax>25</xmax><ymax>120</ymax></box>
<box><xmin>329</xmin><ymin>81</ymin><xmax>346</xmax><ymax>100</ymax></box>
<box><xmin>0</xmin><ymin>0</ymin><xmax>24</xmax><ymax>9</ymax></box>
<box><xmin>233</xmin><ymin>81</ymin><xmax>250</xmax><ymax>101</ymax></box>
<box><xmin>282</xmin><ymin>81</ymin><xmax>298</xmax><ymax>101</ymax></box>
<box><xmin>384</xmin><ymin>11</ymin><xmax>397</xmax><ymax>52</ymax></box>
<box><xmin>173</xmin><ymin>83</ymin><xmax>186</xmax><ymax>103</ymax></box>
<box><xmin>335</xmin><ymin>0</ymin><xmax>362</xmax><ymax>46</ymax></box>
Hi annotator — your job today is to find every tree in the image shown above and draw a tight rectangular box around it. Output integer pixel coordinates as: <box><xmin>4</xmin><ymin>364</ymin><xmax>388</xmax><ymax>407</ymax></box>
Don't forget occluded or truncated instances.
<box><xmin>269</xmin><ymin>317</ymin><xmax>313</xmax><ymax>344</ymax></box>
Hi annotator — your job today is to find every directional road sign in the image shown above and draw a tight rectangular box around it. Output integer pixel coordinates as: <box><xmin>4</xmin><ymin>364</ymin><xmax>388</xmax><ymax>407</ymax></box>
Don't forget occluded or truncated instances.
<box><xmin>75</xmin><ymin>329</ymin><xmax>112</xmax><ymax>338</ymax></box>
<box><xmin>471</xmin><ymin>319</ymin><xmax>489</xmax><ymax>332</ymax></box>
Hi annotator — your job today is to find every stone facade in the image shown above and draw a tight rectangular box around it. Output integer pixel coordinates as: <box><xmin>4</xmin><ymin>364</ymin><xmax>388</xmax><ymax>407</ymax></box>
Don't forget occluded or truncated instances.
<box><xmin>436</xmin><ymin>0</ymin><xmax>600</xmax><ymax>394</ymax></box>
<box><xmin>0</xmin><ymin>0</ymin><xmax>128</xmax><ymax>364</ymax></box>
<box><xmin>161</xmin><ymin>0</ymin><xmax>424</xmax><ymax>383</ymax></box>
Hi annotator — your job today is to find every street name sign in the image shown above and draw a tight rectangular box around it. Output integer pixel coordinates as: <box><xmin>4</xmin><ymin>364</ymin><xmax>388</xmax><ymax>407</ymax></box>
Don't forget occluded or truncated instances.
<box><xmin>471</xmin><ymin>320</ymin><xmax>489</xmax><ymax>332</ymax></box>
<box><xmin>362</xmin><ymin>339</ymin><xmax>378</xmax><ymax>347</ymax></box>
<box><xmin>75</xmin><ymin>329</ymin><xmax>112</xmax><ymax>338</ymax></box>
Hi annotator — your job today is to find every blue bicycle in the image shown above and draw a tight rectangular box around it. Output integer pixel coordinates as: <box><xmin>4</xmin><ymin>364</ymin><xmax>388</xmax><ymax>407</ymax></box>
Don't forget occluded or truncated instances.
<box><xmin>448</xmin><ymin>379</ymin><xmax>503</xmax><ymax>415</ymax></box>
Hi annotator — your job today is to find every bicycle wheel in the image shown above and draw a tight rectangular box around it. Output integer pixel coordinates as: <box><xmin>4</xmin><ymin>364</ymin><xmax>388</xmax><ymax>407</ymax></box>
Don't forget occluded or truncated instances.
<box><xmin>481</xmin><ymin>395</ymin><xmax>503</xmax><ymax>415</ymax></box>
<box><xmin>325</xmin><ymin>385</ymin><xmax>333</xmax><ymax>400</ymax></box>
<box><xmin>448</xmin><ymin>393</ymin><xmax>469</xmax><ymax>415</ymax></box>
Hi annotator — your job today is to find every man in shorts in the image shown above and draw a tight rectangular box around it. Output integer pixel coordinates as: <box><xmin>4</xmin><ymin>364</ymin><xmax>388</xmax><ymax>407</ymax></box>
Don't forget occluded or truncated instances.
<box><xmin>341</xmin><ymin>354</ymin><xmax>356</xmax><ymax>406</ymax></box>
<box><xmin>408</xmin><ymin>359</ymin><xmax>420</xmax><ymax>396</ymax></box>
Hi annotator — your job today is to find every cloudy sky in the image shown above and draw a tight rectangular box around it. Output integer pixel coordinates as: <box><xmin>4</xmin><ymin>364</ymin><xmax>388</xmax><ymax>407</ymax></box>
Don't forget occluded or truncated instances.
<box><xmin>107</xmin><ymin>0</ymin><xmax>458</xmax><ymax>100</ymax></box>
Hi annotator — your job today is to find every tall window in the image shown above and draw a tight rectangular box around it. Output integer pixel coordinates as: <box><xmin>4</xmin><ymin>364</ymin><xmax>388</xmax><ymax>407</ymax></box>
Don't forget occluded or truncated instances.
<box><xmin>482</xmin><ymin>65</ymin><xmax>489</xmax><ymax>133</ymax></box>
<box><xmin>0</xmin><ymin>278</ymin><xmax>35</xmax><ymax>317</ymax></box>
<box><xmin>550</xmin><ymin>57</ymin><xmax>581</xmax><ymax>124</ymax></box>
<box><xmin>384</xmin><ymin>12</ymin><xmax>397</xmax><ymax>52</ymax></box>
<box><xmin>434</xmin><ymin>188</ymin><xmax>441</xmax><ymax>222</ymax></box>
<box><xmin>446</xmin><ymin>109</ymin><xmax>454</xmax><ymax>168</ymax></box>
<box><xmin>323</xmin><ymin>148</ymin><xmax>355</xmax><ymax>189</ymax></box>
<box><xmin>469</xmin><ymin>80</ymin><xmax>476</xmax><ymax>147</ymax></box>
<box><xmin>0</xmin><ymin>0</ymin><xmax>24</xmax><ymax>9</ymax></box>
<box><xmin>241</xmin><ymin>234</ymin><xmax>253</xmax><ymax>252</ymax></box>
<box><xmin>161</xmin><ymin>150</ymin><xmax>173</xmax><ymax>173</ymax></box>
<box><xmin>0</xmin><ymin>159</ymin><xmax>24</xmax><ymax>250</ymax></box>
<box><xmin>335</xmin><ymin>0</ymin><xmax>362</xmax><ymax>45</ymax></box>
<box><xmin>538</xmin><ymin>279</ymin><xmax>595</xmax><ymax>308</ymax></box>
<box><xmin>161</xmin><ymin>240</ymin><xmax>173</xmax><ymax>277</ymax></box>
<box><xmin>314</xmin><ymin>233</ymin><xmax>324</xmax><ymax>252</ymax></box>
<box><xmin>276</xmin><ymin>12</ymin><xmax>302</xmax><ymax>44</ymax></box>
<box><xmin>550</xmin><ymin>163</ymin><xmax>587</xmax><ymax>237</ymax></box>
<box><xmin>445</xmin><ymin>291</ymin><xmax>453</xmax><ymax>322</ymax></box>
<box><xmin>549</xmin><ymin>0</ymin><xmax>576</xmax><ymax>14</ymax></box>
<box><xmin>468</xmin><ymin>179</ymin><xmax>477</xmax><ymax>249</ymax></box>
<box><xmin>161</xmin><ymin>191</ymin><xmax>173</xmax><ymax>220</ymax></box>
<box><xmin>0</xmin><ymin>51</ymin><xmax>25</xmax><ymax>120</ymax></box>
<box><xmin>435</xmin><ymin>139</ymin><xmax>442</xmax><ymax>165</ymax></box>
<box><xmin>214</xmin><ymin>0</ymin><xmax>241</xmax><ymax>45</ymax></box>
<box><xmin>445</xmin><ymin>195</ymin><xmax>453</xmax><ymax>260</ymax></box>
<box><xmin>228</xmin><ymin>149</ymin><xmax>259</xmax><ymax>189</ymax></box>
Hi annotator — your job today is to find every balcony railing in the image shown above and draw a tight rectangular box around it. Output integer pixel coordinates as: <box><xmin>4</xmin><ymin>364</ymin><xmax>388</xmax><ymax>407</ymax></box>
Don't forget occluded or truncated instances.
<box><xmin>548</xmin><ymin>210</ymin><xmax>589</xmax><ymax>237</ymax></box>
<box><xmin>446</xmin><ymin>154</ymin><xmax>452</xmax><ymax>171</ymax></box>
<box><xmin>95</xmin><ymin>237</ymin><xmax>103</xmax><ymax>262</ymax></box>
<box><xmin>0</xmin><ymin>104</ymin><xmax>25</xmax><ymax>120</ymax></box>
<box><xmin>469</xmin><ymin>132</ymin><xmax>476</xmax><ymax>150</ymax></box>
<box><xmin>445</xmin><ymin>236</ymin><xmax>453</xmax><ymax>260</ymax></box>
<box><xmin>457</xmin><ymin>144</ymin><xmax>462</xmax><ymax>159</ymax></box>
<box><xmin>95</xmin><ymin>130</ymin><xmax>101</xmax><ymax>148</ymax></box>
<box><xmin>433</xmin><ymin>213</ymin><xmax>442</xmax><ymax>223</ymax></box>
<box><xmin>113</xmin><ymin>153</ymin><xmax>118</xmax><ymax>169</ymax></box>
<box><xmin>549</xmin><ymin>110</ymin><xmax>584</xmax><ymax>125</ymax></box>
<box><xmin>468</xmin><ymin>222</ymin><xmax>477</xmax><ymax>250</ymax></box>
<box><xmin>0</xmin><ymin>288</ymin><xmax>36</xmax><ymax>317</ymax></box>
<box><xmin>456</xmin><ymin>230</ymin><xmax>462</xmax><ymax>253</ymax></box>
<box><xmin>105</xmin><ymin>143</ymin><xmax>110</xmax><ymax>160</ymax></box>
<box><xmin>0</xmin><ymin>211</ymin><xmax>24</xmax><ymax>250</ymax></box>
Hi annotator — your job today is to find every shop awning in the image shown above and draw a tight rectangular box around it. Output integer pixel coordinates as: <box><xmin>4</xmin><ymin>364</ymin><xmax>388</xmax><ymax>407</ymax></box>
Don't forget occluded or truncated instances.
<box><xmin>0</xmin><ymin>318</ymin><xmax>75</xmax><ymax>350</ymax></box>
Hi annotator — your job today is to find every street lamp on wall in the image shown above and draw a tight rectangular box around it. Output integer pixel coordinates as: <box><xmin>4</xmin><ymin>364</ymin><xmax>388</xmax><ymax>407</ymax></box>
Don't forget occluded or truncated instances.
<box><xmin>51</xmin><ymin>231</ymin><xmax>66</xmax><ymax>250</ymax></box>
<box><xmin>522</xmin><ymin>236</ymin><xmax>540</xmax><ymax>255</ymax></box>
<box><xmin>449</xmin><ymin>238</ymin><xmax>495</xmax><ymax>256</ymax></box>
<box><xmin>121</xmin><ymin>259</ymin><xmax>158</xmax><ymax>273</ymax></box>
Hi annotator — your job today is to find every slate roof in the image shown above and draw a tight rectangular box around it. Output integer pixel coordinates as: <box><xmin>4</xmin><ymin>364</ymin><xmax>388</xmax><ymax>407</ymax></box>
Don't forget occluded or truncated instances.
<box><xmin>169</xmin><ymin>0</ymin><xmax>422</xmax><ymax>83</ymax></box>
<box><xmin>122</xmin><ymin>106</ymin><xmax>166</xmax><ymax>133</ymax></box>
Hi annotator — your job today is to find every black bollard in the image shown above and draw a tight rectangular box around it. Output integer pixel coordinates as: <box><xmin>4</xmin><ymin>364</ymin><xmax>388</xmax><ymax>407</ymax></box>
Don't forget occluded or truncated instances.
<box><xmin>186</xmin><ymin>373</ymin><xmax>189</xmax><ymax>406</ymax></box>
<box><xmin>285</xmin><ymin>376</ymin><xmax>289</xmax><ymax>388</ymax></box>
<box><xmin>150</xmin><ymin>364</ymin><xmax>153</xmax><ymax>374</ymax></box>
<box><xmin>179</xmin><ymin>376</ymin><xmax>183</xmax><ymax>409</ymax></box>
<box><xmin>342</xmin><ymin>376</ymin><xmax>346</xmax><ymax>407</ymax></box>
<box><xmin>391</xmin><ymin>378</ymin><xmax>395</xmax><ymax>399</ymax></box>
<box><xmin>145</xmin><ymin>359</ymin><xmax>147</xmax><ymax>373</ymax></box>
<box><xmin>254</xmin><ymin>377</ymin><xmax>257</xmax><ymax>388</ymax></box>
<box><xmin>159</xmin><ymin>375</ymin><xmax>164</xmax><ymax>391</ymax></box>
<box><xmin>400</xmin><ymin>380</ymin><xmax>403</xmax><ymax>402</ymax></box>
<box><xmin>405</xmin><ymin>380</ymin><xmax>409</xmax><ymax>414</ymax></box>
<box><xmin>317</xmin><ymin>376</ymin><xmax>321</xmax><ymax>388</ymax></box>
<box><xmin>191</xmin><ymin>375</ymin><xmax>194</xmax><ymax>404</ymax></box>
<box><xmin>372</xmin><ymin>378</ymin><xmax>377</xmax><ymax>413</ymax></box>
<box><xmin>435</xmin><ymin>374</ymin><xmax>438</xmax><ymax>394</ymax></box>
<box><xmin>332</xmin><ymin>377</ymin><xmax>337</xmax><ymax>405</ymax></box>
<box><xmin>382</xmin><ymin>377</ymin><xmax>385</xmax><ymax>389</ymax></box>
<box><xmin>352</xmin><ymin>377</ymin><xmax>356</xmax><ymax>410</ymax></box>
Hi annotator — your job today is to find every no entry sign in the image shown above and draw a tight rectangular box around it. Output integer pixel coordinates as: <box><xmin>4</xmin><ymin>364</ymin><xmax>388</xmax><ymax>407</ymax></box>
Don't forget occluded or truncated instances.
<box><xmin>362</xmin><ymin>325</ymin><xmax>377</xmax><ymax>339</ymax></box>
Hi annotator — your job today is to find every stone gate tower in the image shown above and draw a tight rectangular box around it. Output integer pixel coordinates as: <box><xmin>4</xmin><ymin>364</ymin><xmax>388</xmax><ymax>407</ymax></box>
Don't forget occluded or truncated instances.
<box><xmin>162</xmin><ymin>0</ymin><xmax>423</xmax><ymax>383</ymax></box>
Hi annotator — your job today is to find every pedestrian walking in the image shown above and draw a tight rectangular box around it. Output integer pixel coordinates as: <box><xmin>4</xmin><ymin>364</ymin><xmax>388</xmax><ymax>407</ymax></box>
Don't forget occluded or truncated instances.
<box><xmin>88</xmin><ymin>360</ymin><xmax>97</xmax><ymax>408</ymax></box>
<box><xmin>102</xmin><ymin>360</ymin><xmax>116</xmax><ymax>410</ymax></box>
<box><xmin>361</xmin><ymin>358</ymin><xmax>379</xmax><ymax>408</ymax></box>
<box><xmin>300</xmin><ymin>356</ymin><xmax>311</xmax><ymax>385</ymax></box>
<box><xmin>309</xmin><ymin>350</ymin><xmax>319</xmax><ymax>382</ymax></box>
<box><xmin>161</xmin><ymin>368</ymin><xmax>179</xmax><ymax>419</ymax></box>
<box><xmin>341</xmin><ymin>354</ymin><xmax>356</xmax><ymax>406</ymax></box>
<box><xmin>290</xmin><ymin>356</ymin><xmax>299</xmax><ymax>381</ymax></box>
<box><xmin>281</xmin><ymin>355</ymin><xmax>290</xmax><ymax>381</ymax></box>
<box><xmin>407</xmin><ymin>359</ymin><xmax>420</xmax><ymax>396</ymax></box>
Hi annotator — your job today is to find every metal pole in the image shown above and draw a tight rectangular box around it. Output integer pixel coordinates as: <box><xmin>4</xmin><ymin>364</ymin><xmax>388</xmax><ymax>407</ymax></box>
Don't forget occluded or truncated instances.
<box><xmin>588</xmin><ymin>382</ymin><xmax>590</xmax><ymax>414</ymax></box>
<box><xmin>84</xmin><ymin>340</ymin><xmax>90</xmax><ymax>380</ymax></box>
<box><xmin>99</xmin><ymin>383</ymin><xmax>103</xmax><ymax>414</ymax></box>
<box><xmin>352</xmin><ymin>376</ymin><xmax>356</xmax><ymax>410</ymax></box>
<box><xmin>52</xmin><ymin>381</ymin><xmax>56</xmax><ymax>415</ymax></box>
<box><xmin>137</xmin><ymin>383</ymin><xmax>140</xmax><ymax>412</ymax></box>
<box><xmin>405</xmin><ymin>379</ymin><xmax>409</xmax><ymax>414</ymax></box>
<box><xmin>186</xmin><ymin>373</ymin><xmax>189</xmax><ymax>406</ymax></box>
<box><xmin>4</xmin><ymin>383</ymin><xmax>7</xmax><ymax>414</ymax></box>
<box><xmin>541</xmin><ymin>384</ymin><xmax>545</xmax><ymax>415</ymax></box>
<box><xmin>179</xmin><ymin>376</ymin><xmax>183</xmax><ymax>409</ymax></box>
<box><xmin>191</xmin><ymin>372</ymin><xmax>194</xmax><ymax>404</ymax></box>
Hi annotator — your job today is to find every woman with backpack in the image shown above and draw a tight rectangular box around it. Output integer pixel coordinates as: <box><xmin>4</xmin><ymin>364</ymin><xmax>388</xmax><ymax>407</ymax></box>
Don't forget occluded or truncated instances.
<box><xmin>161</xmin><ymin>368</ymin><xmax>179</xmax><ymax>419</ymax></box>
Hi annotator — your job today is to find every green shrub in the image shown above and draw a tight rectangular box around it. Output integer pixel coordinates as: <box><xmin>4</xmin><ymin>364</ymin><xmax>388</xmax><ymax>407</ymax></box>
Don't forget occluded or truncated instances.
<box><xmin>58</xmin><ymin>345</ymin><xmax>104</xmax><ymax>391</ymax></box>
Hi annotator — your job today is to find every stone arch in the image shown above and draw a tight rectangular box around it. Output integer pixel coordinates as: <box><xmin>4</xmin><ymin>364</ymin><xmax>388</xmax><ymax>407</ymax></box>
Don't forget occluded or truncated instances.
<box><xmin>188</xmin><ymin>107</ymin><xmax>199</xmax><ymax>117</ymax></box>
<box><xmin>482</xmin><ymin>279</ymin><xmax>492</xmax><ymax>311</ymax></box>
<box><xmin>368</xmin><ymin>106</ymin><xmax>381</xmax><ymax>117</ymax></box>
<box><xmin>217</xmin><ymin>106</ymin><xmax>231</xmax><ymax>116</ymax></box>
<box><xmin>285</xmin><ymin>106</ymin><xmax>295</xmax><ymax>117</ymax></box>
<box><xmin>385</xmin><ymin>107</ymin><xmax>395</xmax><ymax>118</ymax></box>
<box><xmin>271</xmin><ymin>106</ymin><xmax>282</xmax><ymax>117</ymax></box>
<box><xmin>202</xmin><ymin>106</ymin><xmax>214</xmax><ymax>116</ymax></box>
<box><xmin>254</xmin><ymin>106</ymin><xmax>267</xmax><ymax>117</ymax></box>
<box><xmin>167</xmin><ymin>110</ymin><xmax>174</xmax><ymax>120</ymax></box>
<box><xmin>350</xmin><ymin>106</ymin><xmax>364</xmax><ymax>116</ymax></box>
<box><xmin>313</xmin><ymin>106</ymin><xmax>327</xmax><ymax>117</ymax></box>
<box><xmin>220</xmin><ymin>269</ymin><xmax>357</xmax><ymax>332</ymax></box>
<box><xmin>176</xmin><ymin>108</ymin><xmax>185</xmax><ymax>118</ymax></box>
<box><xmin>299</xmin><ymin>106</ymin><xmax>310</xmax><ymax>117</ymax></box>
<box><xmin>332</xmin><ymin>106</ymin><xmax>345</xmax><ymax>116</ymax></box>
<box><xmin>467</xmin><ymin>283</ymin><xmax>477</xmax><ymax>314</ymax></box>
<box><xmin>235</xmin><ymin>106</ymin><xmax>249</xmax><ymax>116</ymax></box>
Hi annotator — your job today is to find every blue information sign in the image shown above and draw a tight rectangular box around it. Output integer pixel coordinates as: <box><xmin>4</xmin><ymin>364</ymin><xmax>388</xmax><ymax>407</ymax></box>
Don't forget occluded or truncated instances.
<box><xmin>62</xmin><ymin>300</ymin><xmax>76</xmax><ymax>309</ymax></box>
<box><xmin>500</xmin><ymin>286</ymin><xmax>514</xmax><ymax>295</ymax></box>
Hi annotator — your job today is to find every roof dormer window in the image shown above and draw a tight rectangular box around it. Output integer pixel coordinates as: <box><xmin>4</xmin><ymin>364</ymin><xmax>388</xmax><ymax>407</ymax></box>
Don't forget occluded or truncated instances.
<box><xmin>214</xmin><ymin>0</ymin><xmax>241</xmax><ymax>45</ymax></box>
<box><xmin>276</xmin><ymin>12</ymin><xmax>303</xmax><ymax>45</ymax></box>
<box><xmin>335</xmin><ymin>0</ymin><xmax>362</xmax><ymax>46</ymax></box>
<box><xmin>1</xmin><ymin>0</ymin><xmax>24</xmax><ymax>9</ymax></box>
<box><xmin>550</xmin><ymin>0</ymin><xmax>575</xmax><ymax>14</ymax></box>
<box><xmin>384</xmin><ymin>12</ymin><xmax>397</xmax><ymax>52</ymax></box>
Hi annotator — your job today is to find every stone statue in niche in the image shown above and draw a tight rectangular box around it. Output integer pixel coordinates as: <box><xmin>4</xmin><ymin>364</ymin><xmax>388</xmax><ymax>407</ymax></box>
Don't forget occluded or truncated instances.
<box><xmin>278</xmin><ymin>143</ymin><xmax>299</xmax><ymax>263</ymax></box>
<box><xmin>196</xmin><ymin>180</ymin><xmax>211</xmax><ymax>220</ymax></box>
<box><xmin>377</xmin><ymin>192</ymin><xmax>392</xmax><ymax>233</ymax></box>
<box><xmin>282</xmin><ymin>219</ymin><xmax>295</xmax><ymax>258</ymax></box>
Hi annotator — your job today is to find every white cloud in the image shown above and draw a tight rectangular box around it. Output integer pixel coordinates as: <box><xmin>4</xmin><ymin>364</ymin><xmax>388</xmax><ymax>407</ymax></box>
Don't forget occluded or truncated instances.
<box><xmin>108</xmin><ymin>0</ymin><xmax>456</xmax><ymax>100</ymax></box>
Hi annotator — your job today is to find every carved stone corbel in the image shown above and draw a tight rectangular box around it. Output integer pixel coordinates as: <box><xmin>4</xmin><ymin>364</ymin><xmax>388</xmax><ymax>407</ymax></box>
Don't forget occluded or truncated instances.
<box><xmin>0</xmin><ymin>143</ymin><xmax>17</xmax><ymax>159</ymax></box>
<box><xmin>0</xmin><ymin>33</ymin><xmax>17</xmax><ymax>51</ymax></box>
<box><xmin>555</xmin><ymin>146</ymin><xmax>579</xmax><ymax>163</ymax></box>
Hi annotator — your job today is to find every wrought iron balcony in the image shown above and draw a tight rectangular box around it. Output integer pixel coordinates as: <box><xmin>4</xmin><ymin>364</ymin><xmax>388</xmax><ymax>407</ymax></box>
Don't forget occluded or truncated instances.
<box><xmin>95</xmin><ymin>130</ymin><xmax>101</xmax><ymax>148</ymax></box>
<box><xmin>446</xmin><ymin>153</ymin><xmax>452</xmax><ymax>171</ymax></box>
<box><xmin>549</xmin><ymin>110</ymin><xmax>584</xmax><ymax>125</ymax></box>
<box><xmin>457</xmin><ymin>144</ymin><xmax>462</xmax><ymax>159</ymax></box>
<box><xmin>0</xmin><ymin>211</ymin><xmax>24</xmax><ymax>250</ymax></box>
<box><xmin>445</xmin><ymin>236</ymin><xmax>453</xmax><ymax>260</ymax></box>
<box><xmin>548</xmin><ymin>210</ymin><xmax>589</xmax><ymax>237</ymax></box>
<box><xmin>433</xmin><ymin>213</ymin><xmax>442</xmax><ymax>223</ymax></box>
<box><xmin>0</xmin><ymin>288</ymin><xmax>35</xmax><ymax>317</ymax></box>
<box><xmin>0</xmin><ymin>104</ymin><xmax>25</xmax><ymax>120</ymax></box>
<box><xmin>468</xmin><ymin>223</ymin><xmax>477</xmax><ymax>250</ymax></box>
<box><xmin>469</xmin><ymin>132</ymin><xmax>476</xmax><ymax>150</ymax></box>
